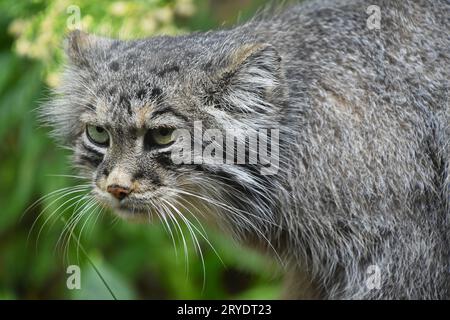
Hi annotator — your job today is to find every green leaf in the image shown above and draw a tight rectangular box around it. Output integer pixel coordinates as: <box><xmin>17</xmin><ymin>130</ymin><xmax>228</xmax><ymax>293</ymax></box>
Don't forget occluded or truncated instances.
<box><xmin>71</xmin><ymin>253</ymin><xmax>136</xmax><ymax>300</ymax></box>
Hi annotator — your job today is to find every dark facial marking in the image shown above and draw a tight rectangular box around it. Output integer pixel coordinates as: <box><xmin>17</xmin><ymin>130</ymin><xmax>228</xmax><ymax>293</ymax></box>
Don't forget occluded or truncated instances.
<box><xmin>133</xmin><ymin>170</ymin><xmax>144</xmax><ymax>180</ymax></box>
<box><xmin>82</xmin><ymin>141</ymin><xmax>105</xmax><ymax>159</ymax></box>
<box><xmin>109</xmin><ymin>61</ymin><xmax>120</xmax><ymax>72</ymax></box>
<box><xmin>118</xmin><ymin>94</ymin><xmax>132</xmax><ymax>115</ymax></box>
<box><xmin>128</xmin><ymin>127</ymin><xmax>138</xmax><ymax>139</ymax></box>
<box><xmin>133</xmin><ymin>170</ymin><xmax>162</xmax><ymax>186</ymax></box>
<box><xmin>150</xmin><ymin>105</ymin><xmax>189</xmax><ymax>122</ymax></box>
<box><xmin>136</xmin><ymin>88</ymin><xmax>147</xmax><ymax>100</ymax></box>
<box><xmin>157</xmin><ymin>65</ymin><xmax>180</xmax><ymax>77</ymax></box>
<box><xmin>102</xmin><ymin>167</ymin><xmax>110</xmax><ymax>176</ymax></box>
<box><xmin>150</xmin><ymin>87</ymin><xmax>162</xmax><ymax>99</ymax></box>
<box><xmin>154</xmin><ymin>151</ymin><xmax>174</xmax><ymax>168</ymax></box>
<box><xmin>79</xmin><ymin>155</ymin><xmax>102</xmax><ymax>167</ymax></box>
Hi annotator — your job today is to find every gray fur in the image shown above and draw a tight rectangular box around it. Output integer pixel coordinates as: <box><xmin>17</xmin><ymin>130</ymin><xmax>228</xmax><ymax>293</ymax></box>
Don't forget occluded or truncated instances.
<box><xmin>42</xmin><ymin>0</ymin><xmax>449</xmax><ymax>299</ymax></box>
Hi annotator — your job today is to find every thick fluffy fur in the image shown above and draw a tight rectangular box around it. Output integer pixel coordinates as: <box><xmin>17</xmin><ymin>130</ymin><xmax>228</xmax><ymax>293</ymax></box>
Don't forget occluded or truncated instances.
<box><xmin>43</xmin><ymin>0</ymin><xmax>449</xmax><ymax>299</ymax></box>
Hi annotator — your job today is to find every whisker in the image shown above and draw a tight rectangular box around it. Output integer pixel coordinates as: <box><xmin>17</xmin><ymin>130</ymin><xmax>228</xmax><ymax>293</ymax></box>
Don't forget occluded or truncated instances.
<box><xmin>162</xmin><ymin>198</ymin><xmax>206</xmax><ymax>291</ymax></box>
<box><xmin>165</xmin><ymin>186</ymin><xmax>283</xmax><ymax>265</ymax></box>
<box><xmin>22</xmin><ymin>184</ymin><xmax>90</xmax><ymax>223</ymax></box>
<box><xmin>76</xmin><ymin>202</ymin><xmax>102</xmax><ymax>262</ymax></box>
<box><xmin>35</xmin><ymin>193</ymin><xmax>87</xmax><ymax>249</ymax></box>
<box><xmin>160</xmin><ymin>200</ymin><xmax>190</xmax><ymax>277</ymax></box>
<box><xmin>170</xmin><ymin>197</ymin><xmax>224</xmax><ymax>267</ymax></box>
<box><xmin>148</xmin><ymin>200</ymin><xmax>179</xmax><ymax>261</ymax></box>
<box><xmin>28</xmin><ymin>186</ymin><xmax>90</xmax><ymax>245</ymax></box>
<box><xmin>65</xmin><ymin>198</ymin><xmax>98</xmax><ymax>265</ymax></box>
<box><xmin>57</xmin><ymin>196</ymin><xmax>96</xmax><ymax>261</ymax></box>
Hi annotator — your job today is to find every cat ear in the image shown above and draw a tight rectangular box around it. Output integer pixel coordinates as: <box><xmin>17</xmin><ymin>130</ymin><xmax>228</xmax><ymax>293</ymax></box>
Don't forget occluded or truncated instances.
<box><xmin>211</xmin><ymin>44</ymin><xmax>285</xmax><ymax>113</ymax></box>
<box><xmin>64</xmin><ymin>30</ymin><xmax>109</xmax><ymax>67</ymax></box>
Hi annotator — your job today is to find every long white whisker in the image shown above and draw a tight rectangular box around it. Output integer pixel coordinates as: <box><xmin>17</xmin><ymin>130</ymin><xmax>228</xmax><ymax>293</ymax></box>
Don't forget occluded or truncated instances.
<box><xmin>149</xmin><ymin>200</ymin><xmax>179</xmax><ymax>261</ymax></box>
<box><xmin>76</xmin><ymin>202</ymin><xmax>102</xmax><ymax>262</ymax></box>
<box><xmin>24</xmin><ymin>184</ymin><xmax>90</xmax><ymax>223</ymax></box>
<box><xmin>170</xmin><ymin>196</ymin><xmax>224</xmax><ymax>267</ymax></box>
<box><xmin>28</xmin><ymin>186</ymin><xmax>90</xmax><ymax>244</ymax></box>
<box><xmin>160</xmin><ymin>200</ymin><xmax>190</xmax><ymax>277</ymax></box>
<box><xmin>65</xmin><ymin>197</ymin><xmax>98</xmax><ymax>265</ymax></box>
<box><xmin>162</xmin><ymin>198</ymin><xmax>206</xmax><ymax>291</ymax></box>
<box><xmin>35</xmin><ymin>193</ymin><xmax>87</xmax><ymax>248</ymax></box>
<box><xmin>166</xmin><ymin>187</ymin><xmax>283</xmax><ymax>265</ymax></box>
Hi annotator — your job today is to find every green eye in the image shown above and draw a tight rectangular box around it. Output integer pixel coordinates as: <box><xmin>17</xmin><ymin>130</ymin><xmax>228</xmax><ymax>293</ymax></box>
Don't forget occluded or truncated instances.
<box><xmin>86</xmin><ymin>125</ymin><xmax>109</xmax><ymax>147</ymax></box>
<box><xmin>150</xmin><ymin>127</ymin><xmax>175</xmax><ymax>146</ymax></box>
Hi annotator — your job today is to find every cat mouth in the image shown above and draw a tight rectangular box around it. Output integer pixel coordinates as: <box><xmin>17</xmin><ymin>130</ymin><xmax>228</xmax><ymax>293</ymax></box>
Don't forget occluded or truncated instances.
<box><xmin>92</xmin><ymin>189</ymin><xmax>156</xmax><ymax>220</ymax></box>
<box><xmin>117</xmin><ymin>205</ymin><xmax>148</xmax><ymax>215</ymax></box>
<box><xmin>113</xmin><ymin>200</ymin><xmax>156</xmax><ymax>218</ymax></box>
<box><xmin>110</xmin><ymin>201</ymin><xmax>159</xmax><ymax>222</ymax></box>
<box><xmin>114</xmin><ymin>206</ymin><xmax>154</xmax><ymax>221</ymax></box>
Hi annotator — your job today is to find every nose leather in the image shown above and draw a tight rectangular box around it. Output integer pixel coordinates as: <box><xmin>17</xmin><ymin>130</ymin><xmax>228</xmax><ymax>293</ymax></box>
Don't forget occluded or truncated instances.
<box><xmin>107</xmin><ymin>184</ymin><xmax>131</xmax><ymax>200</ymax></box>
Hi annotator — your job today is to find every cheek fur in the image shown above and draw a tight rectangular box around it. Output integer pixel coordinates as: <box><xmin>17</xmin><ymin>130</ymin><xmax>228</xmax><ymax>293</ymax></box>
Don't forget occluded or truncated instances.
<box><xmin>95</xmin><ymin>174</ymin><xmax>108</xmax><ymax>192</ymax></box>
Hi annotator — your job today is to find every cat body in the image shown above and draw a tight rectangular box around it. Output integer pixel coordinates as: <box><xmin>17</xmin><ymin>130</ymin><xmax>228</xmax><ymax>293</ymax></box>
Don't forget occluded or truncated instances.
<box><xmin>44</xmin><ymin>0</ymin><xmax>449</xmax><ymax>299</ymax></box>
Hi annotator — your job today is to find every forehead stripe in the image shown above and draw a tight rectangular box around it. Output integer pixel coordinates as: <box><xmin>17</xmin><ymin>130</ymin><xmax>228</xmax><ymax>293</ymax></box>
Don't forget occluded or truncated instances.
<box><xmin>78</xmin><ymin>154</ymin><xmax>102</xmax><ymax>167</ymax></box>
<box><xmin>82</xmin><ymin>141</ymin><xmax>105</xmax><ymax>158</ymax></box>
<box><xmin>150</xmin><ymin>105</ymin><xmax>189</xmax><ymax>121</ymax></box>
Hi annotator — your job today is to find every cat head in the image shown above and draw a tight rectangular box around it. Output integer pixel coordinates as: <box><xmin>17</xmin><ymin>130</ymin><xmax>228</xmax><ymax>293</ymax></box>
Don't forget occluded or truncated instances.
<box><xmin>42</xmin><ymin>30</ymin><xmax>287</xmax><ymax>235</ymax></box>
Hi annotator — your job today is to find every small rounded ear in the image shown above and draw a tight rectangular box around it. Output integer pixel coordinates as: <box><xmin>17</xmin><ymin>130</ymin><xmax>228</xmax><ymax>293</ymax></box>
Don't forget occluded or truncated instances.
<box><xmin>64</xmin><ymin>30</ymin><xmax>112</xmax><ymax>67</ymax></box>
<box><xmin>210</xmin><ymin>43</ymin><xmax>285</xmax><ymax>113</ymax></box>
<box><xmin>216</xmin><ymin>43</ymin><xmax>284</xmax><ymax>93</ymax></box>
<box><xmin>64</xmin><ymin>30</ymin><xmax>92</xmax><ymax>67</ymax></box>
<box><xmin>227</xmin><ymin>43</ymin><xmax>282</xmax><ymax>77</ymax></box>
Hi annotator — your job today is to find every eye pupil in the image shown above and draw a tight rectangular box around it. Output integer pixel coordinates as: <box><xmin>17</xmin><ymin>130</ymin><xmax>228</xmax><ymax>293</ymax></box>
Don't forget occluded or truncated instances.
<box><xmin>144</xmin><ymin>127</ymin><xmax>175</xmax><ymax>150</ymax></box>
<box><xmin>159</xmin><ymin>128</ymin><xmax>170</xmax><ymax>136</ymax></box>
<box><xmin>86</xmin><ymin>125</ymin><xmax>109</xmax><ymax>147</ymax></box>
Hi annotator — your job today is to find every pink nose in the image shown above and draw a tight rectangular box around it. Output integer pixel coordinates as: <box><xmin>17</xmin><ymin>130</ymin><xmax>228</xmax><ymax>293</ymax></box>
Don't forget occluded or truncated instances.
<box><xmin>107</xmin><ymin>184</ymin><xmax>131</xmax><ymax>200</ymax></box>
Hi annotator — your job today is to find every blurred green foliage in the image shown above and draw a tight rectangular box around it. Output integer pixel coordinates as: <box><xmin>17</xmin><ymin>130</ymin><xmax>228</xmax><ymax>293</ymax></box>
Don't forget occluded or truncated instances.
<box><xmin>0</xmin><ymin>0</ymin><xmax>282</xmax><ymax>299</ymax></box>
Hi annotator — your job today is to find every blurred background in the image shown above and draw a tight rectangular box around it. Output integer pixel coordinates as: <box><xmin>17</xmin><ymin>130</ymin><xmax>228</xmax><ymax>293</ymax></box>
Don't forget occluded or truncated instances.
<box><xmin>0</xmin><ymin>0</ymin><xmax>284</xmax><ymax>299</ymax></box>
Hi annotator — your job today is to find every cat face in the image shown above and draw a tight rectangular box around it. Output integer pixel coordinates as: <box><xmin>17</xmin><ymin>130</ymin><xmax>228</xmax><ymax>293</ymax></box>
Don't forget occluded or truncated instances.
<box><xmin>43</xmin><ymin>30</ymin><xmax>286</xmax><ymax>231</ymax></box>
